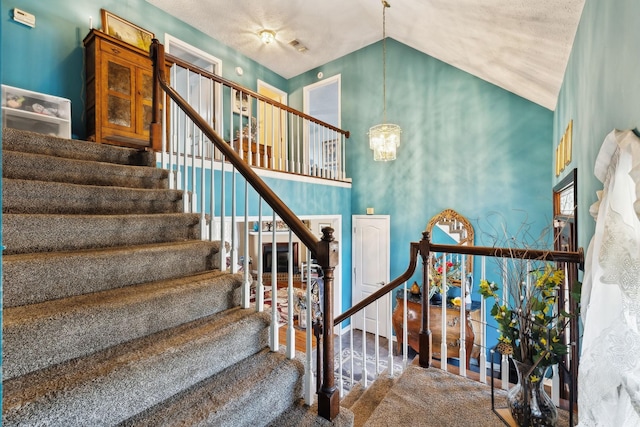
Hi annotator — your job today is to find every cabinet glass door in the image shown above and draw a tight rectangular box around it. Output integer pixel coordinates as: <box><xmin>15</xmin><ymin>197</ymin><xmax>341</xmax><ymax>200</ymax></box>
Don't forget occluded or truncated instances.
<box><xmin>106</xmin><ymin>60</ymin><xmax>133</xmax><ymax>128</ymax></box>
<box><xmin>138</xmin><ymin>69</ymin><xmax>153</xmax><ymax>136</ymax></box>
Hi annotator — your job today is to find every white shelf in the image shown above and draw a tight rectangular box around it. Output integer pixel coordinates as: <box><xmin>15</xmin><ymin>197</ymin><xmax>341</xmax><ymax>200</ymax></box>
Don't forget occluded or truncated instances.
<box><xmin>2</xmin><ymin>84</ymin><xmax>71</xmax><ymax>138</ymax></box>
<box><xmin>2</xmin><ymin>106</ymin><xmax>70</xmax><ymax>125</ymax></box>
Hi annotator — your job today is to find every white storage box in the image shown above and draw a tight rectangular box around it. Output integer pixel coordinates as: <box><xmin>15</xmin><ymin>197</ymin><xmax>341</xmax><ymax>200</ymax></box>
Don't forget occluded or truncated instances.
<box><xmin>2</xmin><ymin>84</ymin><xmax>71</xmax><ymax>138</ymax></box>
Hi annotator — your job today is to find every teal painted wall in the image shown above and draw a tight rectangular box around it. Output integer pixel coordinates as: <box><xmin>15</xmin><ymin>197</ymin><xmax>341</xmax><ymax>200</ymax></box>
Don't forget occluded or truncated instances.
<box><xmin>553</xmin><ymin>0</ymin><xmax>640</xmax><ymax>250</ymax></box>
<box><xmin>290</xmin><ymin>39</ymin><xmax>555</xmax><ymax>290</ymax></box>
<box><xmin>1</xmin><ymin>0</ymin><xmax>287</xmax><ymax>139</ymax></box>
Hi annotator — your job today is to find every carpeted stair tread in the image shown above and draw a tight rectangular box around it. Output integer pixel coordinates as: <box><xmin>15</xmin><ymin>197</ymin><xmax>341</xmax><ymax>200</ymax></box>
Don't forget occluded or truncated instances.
<box><xmin>3</xmin><ymin>240</ymin><xmax>223</xmax><ymax>307</ymax></box>
<box><xmin>121</xmin><ymin>349</ymin><xmax>304</xmax><ymax>427</ymax></box>
<box><xmin>340</xmin><ymin>383</ymin><xmax>365</xmax><ymax>409</ymax></box>
<box><xmin>3</xmin><ymin>178</ymin><xmax>184</xmax><ymax>215</ymax></box>
<box><xmin>3</xmin><ymin>149</ymin><xmax>169</xmax><ymax>189</ymax></box>
<box><xmin>349</xmin><ymin>374</ymin><xmax>397</xmax><ymax>427</ymax></box>
<box><xmin>268</xmin><ymin>401</ymin><xmax>355</xmax><ymax>427</ymax></box>
<box><xmin>3</xmin><ymin>270</ymin><xmax>243</xmax><ymax>380</ymax></box>
<box><xmin>2</xmin><ymin>127</ymin><xmax>155</xmax><ymax>166</ymax></box>
<box><xmin>2</xmin><ymin>308</ymin><xmax>271</xmax><ymax>427</ymax></box>
<box><xmin>2</xmin><ymin>213</ymin><xmax>202</xmax><ymax>254</ymax></box>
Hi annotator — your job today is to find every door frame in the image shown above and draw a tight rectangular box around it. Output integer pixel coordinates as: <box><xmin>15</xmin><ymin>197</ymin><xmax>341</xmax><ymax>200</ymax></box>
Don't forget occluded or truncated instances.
<box><xmin>351</xmin><ymin>214</ymin><xmax>390</xmax><ymax>338</ymax></box>
<box><xmin>257</xmin><ymin>80</ymin><xmax>288</xmax><ymax>170</ymax></box>
<box><xmin>302</xmin><ymin>74</ymin><xmax>341</xmax><ymax>175</ymax></box>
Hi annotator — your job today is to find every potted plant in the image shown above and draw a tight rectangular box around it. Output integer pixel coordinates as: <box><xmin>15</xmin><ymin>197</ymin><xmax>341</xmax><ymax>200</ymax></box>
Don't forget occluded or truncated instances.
<box><xmin>479</xmin><ymin>263</ymin><xmax>579</xmax><ymax>426</ymax></box>
<box><xmin>428</xmin><ymin>256</ymin><xmax>461</xmax><ymax>303</ymax></box>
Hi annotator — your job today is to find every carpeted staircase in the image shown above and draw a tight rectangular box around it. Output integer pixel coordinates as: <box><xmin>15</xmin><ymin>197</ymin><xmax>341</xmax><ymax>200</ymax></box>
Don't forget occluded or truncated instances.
<box><xmin>1</xmin><ymin>128</ymin><xmax>306</xmax><ymax>426</ymax></box>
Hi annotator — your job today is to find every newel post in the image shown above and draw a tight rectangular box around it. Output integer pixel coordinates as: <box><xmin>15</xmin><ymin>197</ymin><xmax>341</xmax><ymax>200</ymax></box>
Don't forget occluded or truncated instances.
<box><xmin>419</xmin><ymin>231</ymin><xmax>433</xmax><ymax>368</ymax></box>
<box><xmin>149</xmin><ymin>38</ymin><xmax>164</xmax><ymax>152</ymax></box>
<box><xmin>317</xmin><ymin>227</ymin><xmax>340</xmax><ymax>420</ymax></box>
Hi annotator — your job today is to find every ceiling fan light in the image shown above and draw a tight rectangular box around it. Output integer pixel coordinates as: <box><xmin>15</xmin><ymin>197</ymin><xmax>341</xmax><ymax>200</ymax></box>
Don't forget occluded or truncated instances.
<box><xmin>259</xmin><ymin>29</ymin><xmax>276</xmax><ymax>44</ymax></box>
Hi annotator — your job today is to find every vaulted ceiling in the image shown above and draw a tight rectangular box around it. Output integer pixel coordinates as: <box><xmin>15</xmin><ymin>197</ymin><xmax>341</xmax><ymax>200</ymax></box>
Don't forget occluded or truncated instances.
<box><xmin>147</xmin><ymin>0</ymin><xmax>585</xmax><ymax>110</ymax></box>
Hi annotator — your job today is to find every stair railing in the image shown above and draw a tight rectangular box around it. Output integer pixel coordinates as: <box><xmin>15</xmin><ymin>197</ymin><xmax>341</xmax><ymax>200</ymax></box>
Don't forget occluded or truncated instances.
<box><xmin>333</xmin><ymin>232</ymin><xmax>583</xmax><ymax>414</ymax></box>
<box><xmin>151</xmin><ymin>46</ymin><xmax>349</xmax><ymax>181</ymax></box>
<box><xmin>150</xmin><ymin>39</ymin><xmax>343</xmax><ymax>420</ymax></box>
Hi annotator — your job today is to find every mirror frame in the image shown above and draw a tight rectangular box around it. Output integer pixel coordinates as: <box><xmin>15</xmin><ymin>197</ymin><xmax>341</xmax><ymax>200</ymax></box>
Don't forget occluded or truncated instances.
<box><xmin>426</xmin><ymin>208</ymin><xmax>474</xmax><ymax>275</ymax></box>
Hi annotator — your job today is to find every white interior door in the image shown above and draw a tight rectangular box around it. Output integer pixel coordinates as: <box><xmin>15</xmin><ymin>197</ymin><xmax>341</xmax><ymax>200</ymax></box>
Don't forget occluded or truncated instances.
<box><xmin>352</xmin><ymin>215</ymin><xmax>390</xmax><ymax>338</ymax></box>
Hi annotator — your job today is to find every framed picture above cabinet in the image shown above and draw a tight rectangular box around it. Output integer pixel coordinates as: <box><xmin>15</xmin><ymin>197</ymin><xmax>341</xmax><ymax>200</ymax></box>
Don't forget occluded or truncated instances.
<box><xmin>101</xmin><ymin>9</ymin><xmax>154</xmax><ymax>52</ymax></box>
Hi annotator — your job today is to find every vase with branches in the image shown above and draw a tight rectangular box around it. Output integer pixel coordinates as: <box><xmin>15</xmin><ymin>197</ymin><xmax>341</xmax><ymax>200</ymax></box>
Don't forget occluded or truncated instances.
<box><xmin>476</xmin><ymin>212</ymin><xmax>580</xmax><ymax>426</ymax></box>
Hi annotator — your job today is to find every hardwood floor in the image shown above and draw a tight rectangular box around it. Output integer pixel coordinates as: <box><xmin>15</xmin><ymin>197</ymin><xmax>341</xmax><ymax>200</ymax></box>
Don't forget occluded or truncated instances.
<box><xmin>278</xmin><ymin>323</ymin><xmax>316</xmax><ymax>353</ymax></box>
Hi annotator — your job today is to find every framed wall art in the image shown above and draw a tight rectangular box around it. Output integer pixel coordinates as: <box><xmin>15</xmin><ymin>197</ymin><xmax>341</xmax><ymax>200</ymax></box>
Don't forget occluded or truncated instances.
<box><xmin>101</xmin><ymin>9</ymin><xmax>154</xmax><ymax>51</ymax></box>
<box><xmin>232</xmin><ymin>89</ymin><xmax>250</xmax><ymax>116</ymax></box>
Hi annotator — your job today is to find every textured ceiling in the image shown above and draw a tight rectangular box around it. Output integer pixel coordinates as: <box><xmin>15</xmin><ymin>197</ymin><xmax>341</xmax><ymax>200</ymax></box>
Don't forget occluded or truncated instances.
<box><xmin>147</xmin><ymin>0</ymin><xmax>585</xmax><ymax>110</ymax></box>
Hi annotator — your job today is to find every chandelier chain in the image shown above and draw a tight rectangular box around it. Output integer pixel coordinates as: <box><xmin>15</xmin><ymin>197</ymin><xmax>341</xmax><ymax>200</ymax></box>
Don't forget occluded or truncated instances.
<box><xmin>382</xmin><ymin>0</ymin><xmax>389</xmax><ymax>123</ymax></box>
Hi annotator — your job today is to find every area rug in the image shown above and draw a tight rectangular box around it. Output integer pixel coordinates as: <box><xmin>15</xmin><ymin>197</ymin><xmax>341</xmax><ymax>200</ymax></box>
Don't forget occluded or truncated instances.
<box><xmin>333</xmin><ymin>348</ymin><xmax>403</xmax><ymax>393</ymax></box>
<box><xmin>249</xmin><ymin>285</ymin><xmax>290</xmax><ymax>326</ymax></box>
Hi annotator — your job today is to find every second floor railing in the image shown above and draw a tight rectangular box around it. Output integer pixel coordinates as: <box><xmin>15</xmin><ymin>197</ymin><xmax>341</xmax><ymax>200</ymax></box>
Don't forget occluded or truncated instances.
<box><xmin>151</xmin><ymin>51</ymin><xmax>349</xmax><ymax>182</ymax></box>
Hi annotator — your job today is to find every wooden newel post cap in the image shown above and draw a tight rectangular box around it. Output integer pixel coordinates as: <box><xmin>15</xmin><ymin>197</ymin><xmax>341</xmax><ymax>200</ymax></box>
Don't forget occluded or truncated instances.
<box><xmin>321</xmin><ymin>226</ymin><xmax>335</xmax><ymax>241</ymax></box>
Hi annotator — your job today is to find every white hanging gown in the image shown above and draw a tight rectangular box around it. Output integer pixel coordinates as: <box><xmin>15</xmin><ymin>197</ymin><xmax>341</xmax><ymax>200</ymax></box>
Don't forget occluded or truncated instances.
<box><xmin>578</xmin><ymin>129</ymin><xmax>640</xmax><ymax>426</ymax></box>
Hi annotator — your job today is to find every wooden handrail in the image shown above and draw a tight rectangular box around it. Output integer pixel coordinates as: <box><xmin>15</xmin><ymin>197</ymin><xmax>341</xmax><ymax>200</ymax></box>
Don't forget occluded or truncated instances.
<box><xmin>335</xmin><ymin>233</ymin><xmax>584</xmax><ymax>327</ymax></box>
<box><xmin>150</xmin><ymin>38</ymin><xmax>341</xmax><ymax>421</ymax></box>
<box><xmin>427</xmin><ymin>242</ymin><xmax>584</xmax><ymax>267</ymax></box>
<box><xmin>163</xmin><ymin>53</ymin><xmax>350</xmax><ymax>138</ymax></box>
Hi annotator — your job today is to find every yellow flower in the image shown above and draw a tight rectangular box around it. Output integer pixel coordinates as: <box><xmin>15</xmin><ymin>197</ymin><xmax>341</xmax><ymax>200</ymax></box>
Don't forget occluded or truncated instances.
<box><xmin>530</xmin><ymin>375</ymin><xmax>541</xmax><ymax>383</ymax></box>
<box><xmin>540</xmin><ymin>337</ymin><xmax>547</xmax><ymax>346</ymax></box>
<box><xmin>498</xmin><ymin>336</ymin><xmax>512</xmax><ymax>344</ymax></box>
<box><xmin>452</xmin><ymin>297</ymin><xmax>461</xmax><ymax>306</ymax></box>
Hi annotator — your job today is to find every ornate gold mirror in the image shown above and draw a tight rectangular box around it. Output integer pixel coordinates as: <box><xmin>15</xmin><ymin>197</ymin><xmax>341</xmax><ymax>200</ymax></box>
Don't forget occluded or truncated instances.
<box><xmin>426</xmin><ymin>208</ymin><xmax>474</xmax><ymax>278</ymax></box>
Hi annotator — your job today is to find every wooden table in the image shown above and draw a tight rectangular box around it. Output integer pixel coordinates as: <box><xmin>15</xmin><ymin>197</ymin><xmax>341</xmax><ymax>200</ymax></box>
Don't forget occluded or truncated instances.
<box><xmin>392</xmin><ymin>291</ymin><xmax>477</xmax><ymax>366</ymax></box>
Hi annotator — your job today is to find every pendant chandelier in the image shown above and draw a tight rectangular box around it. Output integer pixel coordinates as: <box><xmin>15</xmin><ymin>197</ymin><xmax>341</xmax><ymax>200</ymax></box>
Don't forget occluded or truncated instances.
<box><xmin>368</xmin><ymin>0</ymin><xmax>401</xmax><ymax>161</ymax></box>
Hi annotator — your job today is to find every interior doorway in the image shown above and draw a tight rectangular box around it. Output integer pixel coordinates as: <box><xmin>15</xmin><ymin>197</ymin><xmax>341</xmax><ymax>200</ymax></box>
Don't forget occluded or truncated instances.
<box><xmin>303</xmin><ymin>75</ymin><xmax>341</xmax><ymax>175</ymax></box>
<box><xmin>165</xmin><ymin>34</ymin><xmax>222</xmax><ymax>158</ymax></box>
<box><xmin>258</xmin><ymin>80</ymin><xmax>287</xmax><ymax>170</ymax></box>
<box><xmin>352</xmin><ymin>215</ymin><xmax>390</xmax><ymax>338</ymax></box>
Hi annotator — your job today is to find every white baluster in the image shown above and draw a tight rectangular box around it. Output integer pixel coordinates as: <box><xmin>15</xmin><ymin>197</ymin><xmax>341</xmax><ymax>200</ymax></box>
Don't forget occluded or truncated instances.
<box><xmin>441</xmin><ymin>253</ymin><xmax>448</xmax><ymax>372</ymax></box>
<box><xmin>480</xmin><ymin>256</ymin><xmax>487</xmax><ymax>383</ymax></box>
<box><xmin>270</xmin><ymin>211</ymin><xmax>279</xmax><ymax>351</ymax></box>
<box><xmin>303</xmin><ymin>248</ymin><xmax>315</xmax><ymax>405</ymax></box>
<box><xmin>256</xmin><ymin>201</ymin><xmax>264</xmax><ymax>312</ymax></box>
<box><xmin>402</xmin><ymin>281</ymin><xmax>408</xmax><ymax>368</ymax></box>
<box><xmin>362</xmin><ymin>310</ymin><xmax>367</xmax><ymax>387</ymax></box>
<box><xmin>375</xmin><ymin>299</ymin><xmax>380</xmax><ymax>376</ymax></box>
<box><xmin>388</xmin><ymin>289</ymin><xmax>394</xmax><ymax>377</ymax></box>
<box><xmin>286</xmin><ymin>231</ymin><xmax>295</xmax><ymax>359</ymax></box>
<box><xmin>459</xmin><ymin>254</ymin><xmax>467</xmax><ymax>377</ymax></box>
<box><xmin>241</xmin><ymin>181</ymin><xmax>251</xmax><ymax>309</ymax></box>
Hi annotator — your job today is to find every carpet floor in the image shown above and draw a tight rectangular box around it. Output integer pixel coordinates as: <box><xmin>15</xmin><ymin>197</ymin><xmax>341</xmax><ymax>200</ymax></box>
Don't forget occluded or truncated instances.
<box><xmin>364</xmin><ymin>364</ymin><xmax>572</xmax><ymax>427</ymax></box>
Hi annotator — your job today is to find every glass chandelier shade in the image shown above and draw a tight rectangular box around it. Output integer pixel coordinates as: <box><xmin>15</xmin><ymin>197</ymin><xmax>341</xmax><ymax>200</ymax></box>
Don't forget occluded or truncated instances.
<box><xmin>368</xmin><ymin>123</ymin><xmax>402</xmax><ymax>161</ymax></box>
<box><xmin>369</xmin><ymin>0</ymin><xmax>401</xmax><ymax>162</ymax></box>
